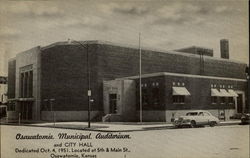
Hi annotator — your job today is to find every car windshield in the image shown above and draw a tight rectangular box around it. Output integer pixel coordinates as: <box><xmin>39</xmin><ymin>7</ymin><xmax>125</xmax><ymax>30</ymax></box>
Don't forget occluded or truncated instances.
<box><xmin>186</xmin><ymin>112</ymin><xmax>198</xmax><ymax>116</ymax></box>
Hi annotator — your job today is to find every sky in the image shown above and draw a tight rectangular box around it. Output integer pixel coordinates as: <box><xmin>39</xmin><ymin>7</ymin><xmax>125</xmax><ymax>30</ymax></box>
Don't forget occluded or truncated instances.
<box><xmin>0</xmin><ymin>0</ymin><xmax>249</xmax><ymax>76</ymax></box>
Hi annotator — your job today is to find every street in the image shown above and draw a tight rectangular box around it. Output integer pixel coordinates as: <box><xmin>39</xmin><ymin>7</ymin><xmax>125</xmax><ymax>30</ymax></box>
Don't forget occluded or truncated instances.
<box><xmin>1</xmin><ymin>124</ymin><xmax>249</xmax><ymax>158</ymax></box>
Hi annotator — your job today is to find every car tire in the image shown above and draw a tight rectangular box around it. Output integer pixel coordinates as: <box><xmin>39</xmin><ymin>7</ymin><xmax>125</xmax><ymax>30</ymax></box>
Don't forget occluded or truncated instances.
<box><xmin>190</xmin><ymin>120</ymin><xmax>196</xmax><ymax>128</ymax></box>
<box><xmin>175</xmin><ymin>125</ymin><xmax>181</xmax><ymax>128</ymax></box>
<box><xmin>209</xmin><ymin>121</ymin><xmax>216</xmax><ymax>127</ymax></box>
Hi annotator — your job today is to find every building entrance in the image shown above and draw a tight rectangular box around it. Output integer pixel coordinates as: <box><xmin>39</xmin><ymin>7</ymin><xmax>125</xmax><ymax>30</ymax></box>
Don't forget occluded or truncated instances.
<box><xmin>109</xmin><ymin>94</ymin><xmax>117</xmax><ymax>114</ymax></box>
<box><xmin>20</xmin><ymin>102</ymin><xmax>33</xmax><ymax>120</ymax></box>
<box><xmin>237</xmin><ymin>94</ymin><xmax>243</xmax><ymax>113</ymax></box>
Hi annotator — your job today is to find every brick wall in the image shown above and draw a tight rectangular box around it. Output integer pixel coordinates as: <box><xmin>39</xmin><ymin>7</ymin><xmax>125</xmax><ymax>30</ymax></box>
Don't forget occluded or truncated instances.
<box><xmin>164</xmin><ymin>76</ymin><xmax>246</xmax><ymax>110</ymax></box>
<box><xmin>40</xmin><ymin>43</ymin><xmax>247</xmax><ymax>112</ymax></box>
<box><xmin>41</xmin><ymin>44</ymin><xmax>99</xmax><ymax>111</ymax></box>
<box><xmin>132</xmin><ymin>74</ymin><xmax>246</xmax><ymax>111</ymax></box>
<box><xmin>97</xmin><ymin>44</ymin><xmax>246</xmax><ymax>79</ymax></box>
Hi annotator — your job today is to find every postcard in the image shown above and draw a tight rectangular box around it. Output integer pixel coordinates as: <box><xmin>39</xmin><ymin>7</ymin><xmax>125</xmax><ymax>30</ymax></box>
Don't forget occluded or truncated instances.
<box><xmin>0</xmin><ymin>0</ymin><xmax>249</xmax><ymax>158</ymax></box>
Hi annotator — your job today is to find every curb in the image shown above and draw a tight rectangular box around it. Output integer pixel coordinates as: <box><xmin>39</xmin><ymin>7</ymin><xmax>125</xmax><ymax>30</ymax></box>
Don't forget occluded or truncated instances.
<box><xmin>0</xmin><ymin>121</ymin><xmax>242</xmax><ymax>132</ymax></box>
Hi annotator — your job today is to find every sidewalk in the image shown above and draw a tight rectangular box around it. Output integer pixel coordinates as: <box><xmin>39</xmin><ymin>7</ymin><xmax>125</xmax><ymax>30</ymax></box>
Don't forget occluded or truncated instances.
<box><xmin>0</xmin><ymin>119</ymin><xmax>242</xmax><ymax>132</ymax></box>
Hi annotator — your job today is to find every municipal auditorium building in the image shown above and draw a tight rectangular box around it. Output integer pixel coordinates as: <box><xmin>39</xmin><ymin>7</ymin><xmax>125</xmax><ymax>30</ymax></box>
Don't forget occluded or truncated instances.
<box><xmin>7</xmin><ymin>39</ymin><xmax>248</xmax><ymax>122</ymax></box>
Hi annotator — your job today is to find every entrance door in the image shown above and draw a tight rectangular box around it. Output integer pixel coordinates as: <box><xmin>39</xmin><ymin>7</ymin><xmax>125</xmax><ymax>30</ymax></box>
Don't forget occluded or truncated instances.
<box><xmin>20</xmin><ymin>102</ymin><xmax>33</xmax><ymax>120</ymax></box>
<box><xmin>109</xmin><ymin>94</ymin><xmax>117</xmax><ymax>114</ymax></box>
<box><xmin>237</xmin><ymin>94</ymin><xmax>243</xmax><ymax>113</ymax></box>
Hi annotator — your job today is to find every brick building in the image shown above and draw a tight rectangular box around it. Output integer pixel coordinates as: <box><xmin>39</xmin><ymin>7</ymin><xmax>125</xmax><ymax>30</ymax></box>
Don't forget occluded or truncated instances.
<box><xmin>7</xmin><ymin>40</ymin><xmax>248</xmax><ymax>122</ymax></box>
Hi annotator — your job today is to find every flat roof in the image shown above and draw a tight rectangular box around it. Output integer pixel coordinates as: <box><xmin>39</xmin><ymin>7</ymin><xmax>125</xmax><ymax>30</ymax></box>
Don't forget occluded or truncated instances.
<box><xmin>175</xmin><ymin>46</ymin><xmax>213</xmax><ymax>51</ymax></box>
<box><xmin>40</xmin><ymin>40</ymin><xmax>246</xmax><ymax>65</ymax></box>
<box><xmin>117</xmin><ymin>72</ymin><xmax>247</xmax><ymax>82</ymax></box>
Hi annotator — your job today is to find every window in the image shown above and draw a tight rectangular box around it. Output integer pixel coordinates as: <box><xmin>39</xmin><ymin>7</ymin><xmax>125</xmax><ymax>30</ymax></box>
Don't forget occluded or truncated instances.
<box><xmin>173</xmin><ymin>95</ymin><xmax>185</xmax><ymax>104</ymax></box>
<box><xmin>228</xmin><ymin>97</ymin><xmax>234</xmax><ymax>104</ymax></box>
<box><xmin>20</xmin><ymin>70</ymin><xmax>33</xmax><ymax>98</ymax></box>
<box><xmin>109</xmin><ymin>94</ymin><xmax>117</xmax><ymax>114</ymax></box>
<box><xmin>156</xmin><ymin>82</ymin><xmax>159</xmax><ymax>86</ymax></box>
<box><xmin>186</xmin><ymin>112</ymin><xmax>198</xmax><ymax>116</ymax></box>
<box><xmin>198</xmin><ymin>112</ymin><xmax>204</xmax><ymax>116</ymax></box>
<box><xmin>142</xmin><ymin>89</ymin><xmax>149</xmax><ymax>106</ymax></box>
<box><xmin>7</xmin><ymin>102</ymin><xmax>15</xmax><ymax>111</ymax></box>
<box><xmin>203</xmin><ymin>112</ymin><xmax>211</xmax><ymax>116</ymax></box>
<box><xmin>220</xmin><ymin>97</ymin><xmax>226</xmax><ymax>104</ymax></box>
<box><xmin>152</xmin><ymin>87</ymin><xmax>160</xmax><ymax>105</ymax></box>
<box><xmin>211</xmin><ymin>97</ymin><xmax>217</xmax><ymax>104</ymax></box>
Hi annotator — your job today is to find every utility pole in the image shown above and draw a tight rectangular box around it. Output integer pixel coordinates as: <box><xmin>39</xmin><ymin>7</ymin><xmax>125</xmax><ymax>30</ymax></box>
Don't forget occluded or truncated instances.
<box><xmin>68</xmin><ymin>39</ymin><xmax>91</xmax><ymax>128</ymax></box>
<box><xmin>139</xmin><ymin>33</ymin><xmax>142</xmax><ymax>123</ymax></box>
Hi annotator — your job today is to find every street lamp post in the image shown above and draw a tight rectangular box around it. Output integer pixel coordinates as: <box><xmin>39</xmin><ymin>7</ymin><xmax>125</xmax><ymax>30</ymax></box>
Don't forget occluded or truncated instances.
<box><xmin>68</xmin><ymin>39</ymin><xmax>91</xmax><ymax>128</ymax></box>
<box><xmin>50</xmin><ymin>98</ymin><xmax>55</xmax><ymax>126</ymax></box>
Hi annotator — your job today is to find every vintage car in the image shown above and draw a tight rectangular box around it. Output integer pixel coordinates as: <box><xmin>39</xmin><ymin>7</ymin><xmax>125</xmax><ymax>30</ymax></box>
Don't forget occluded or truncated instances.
<box><xmin>173</xmin><ymin>110</ymin><xmax>220</xmax><ymax>128</ymax></box>
<box><xmin>240</xmin><ymin>113</ymin><xmax>250</xmax><ymax>125</ymax></box>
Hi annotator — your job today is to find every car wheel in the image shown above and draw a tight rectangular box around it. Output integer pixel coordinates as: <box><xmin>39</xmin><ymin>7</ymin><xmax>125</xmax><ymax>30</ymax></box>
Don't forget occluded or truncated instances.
<box><xmin>209</xmin><ymin>121</ymin><xmax>216</xmax><ymax>127</ymax></box>
<box><xmin>190</xmin><ymin>120</ymin><xmax>196</xmax><ymax>128</ymax></box>
<box><xmin>175</xmin><ymin>125</ymin><xmax>180</xmax><ymax>128</ymax></box>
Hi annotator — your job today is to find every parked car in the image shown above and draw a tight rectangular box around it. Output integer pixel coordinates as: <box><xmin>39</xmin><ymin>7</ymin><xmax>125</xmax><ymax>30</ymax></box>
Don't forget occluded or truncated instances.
<box><xmin>173</xmin><ymin>110</ymin><xmax>220</xmax><ymax>128</ymax></box>
<box><xmin>230</xmin><ymin>113</ymin><xmax>244</xmax><ymax>120</ymax></box>
<box><xmin>240</xmin><ymin>113</ymin><xmax>250</xmax><ymax>125</ymax></box>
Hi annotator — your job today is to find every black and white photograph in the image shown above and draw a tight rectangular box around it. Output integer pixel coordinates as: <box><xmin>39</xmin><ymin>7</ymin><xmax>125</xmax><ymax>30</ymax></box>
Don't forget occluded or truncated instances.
<box><xmin>0</xmin><ymin>0</ymin><xmax>249</xmax><ymax>158</ymax></box>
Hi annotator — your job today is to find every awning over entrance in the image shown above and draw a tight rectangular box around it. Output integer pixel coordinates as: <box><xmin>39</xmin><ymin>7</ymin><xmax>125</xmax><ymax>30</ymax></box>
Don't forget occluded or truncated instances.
<box><xmin>172</xmin><ymin>87</ymin><xmax>191</xmax><ymax>96</ymax></box>
<box><xmin>219</xmin><ymin>89</ymin><xmax>232</xmax><ymax>97</ymax></box>
<box><xmin>228</xmin><ymin>89</ymin><xmax>238</xmax><ymax>97</ymax></box>
<box><xmin>211</xmin><ymin>88</ymin><xmax>221</xmax><ymax>96</ymax></box>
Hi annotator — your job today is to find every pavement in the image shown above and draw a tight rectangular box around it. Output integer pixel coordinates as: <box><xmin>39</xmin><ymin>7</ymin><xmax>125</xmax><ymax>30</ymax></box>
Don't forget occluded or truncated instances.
<box><xmin>0</xmin><ymin>118</ymin><xmax>242</xmax><ymax>132</ymax></box>
<box><xmin>2</xmin><ymin>123</ymin><xmax>249</xmax><ymax>158</ymax></box>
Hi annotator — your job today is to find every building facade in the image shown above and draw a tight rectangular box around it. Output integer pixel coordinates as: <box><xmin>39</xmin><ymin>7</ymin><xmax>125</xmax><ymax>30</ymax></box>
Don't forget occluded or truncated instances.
<box><xmin>0</xmin><ymin>76</ymin><xmax>7</xmax><ymax>118</ymax></box>
<box><xmin>0</xmin><ymin>76</ymin><xmax>7</xmax><ymax>105</ymax></box>
<box><xmin>7</xmin><ymin>40</ymin><xmax>248</xmax><ymax>122</ymax></box>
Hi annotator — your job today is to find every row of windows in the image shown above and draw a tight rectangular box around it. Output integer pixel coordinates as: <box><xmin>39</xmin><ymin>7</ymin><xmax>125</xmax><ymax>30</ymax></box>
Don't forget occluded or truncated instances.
<box><xmin>0</xmin><ymin>81</ymin><xmax>7</xmax><ymax>84</ymax></box>
<box><xmin>20</xmin><ymin>71</ymin><xmax>33</xmax><ymax>98</ymax></box>
<box><xmin>142</xmin><ymin>82</ymin><xmax>235</xmax><ymax>89</ymax></box>
<box><xmin>142</xmin><ymin>94</ymin><xmax>235</xmax><ymax>105</ymax></box>
<box><xmin>173</xmin><ymin>96</ymin><xmax>235</xmax><ymax>104</ymax></box>
<box><xmin>172</xmin><ymin>82</ymin><xmax>185</xmax><ymax>86</ymax></box>
<box><xmin>211</xmin><ymin>97</ymin><xmax>234</xmax><ymax>104</ymax></box>
<box><xmin>172</xmin><ymin>96</ymin><xmax>235</xmax><ymax>104</ymax></box>
<box><xmin>141</xmin><ymin>82</ymin><xmax>159</xmax><ymax>88</ymax></box>
<box><xmin>140</xmin><ymin>88</ymin><xmax>236</xmax><ymax>105</ymax></box>
<box><xmin>173</xmin><ymin>96</ymin><xmax>185</xmax><ymax>103</ymax></box>
<box><xmin>211</xmin><ymin>84</ymin><xmax>234</xmax><ymax>89</ymax></box>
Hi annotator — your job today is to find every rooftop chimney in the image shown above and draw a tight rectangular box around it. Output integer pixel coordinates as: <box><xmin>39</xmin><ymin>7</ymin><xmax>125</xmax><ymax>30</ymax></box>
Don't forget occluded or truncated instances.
<box><xmin>220</xmin><ymin>39</ymin><xmax>229</xmax><ymax>59</ymax></box>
